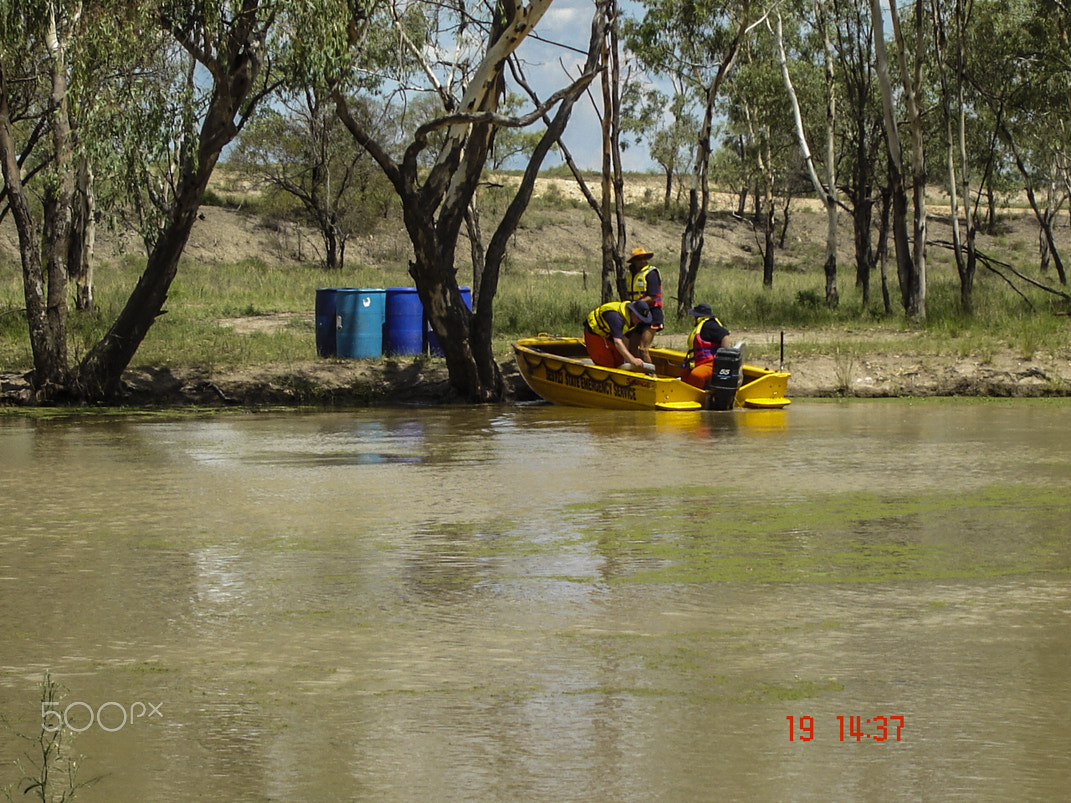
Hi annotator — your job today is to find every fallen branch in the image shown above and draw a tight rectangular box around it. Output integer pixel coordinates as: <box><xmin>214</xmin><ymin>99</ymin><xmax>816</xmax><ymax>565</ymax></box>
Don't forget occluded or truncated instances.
<box><xmin>929</xmin><ymin>239</ymin><xmax>1071</xmax><ymax>310</ymax></box>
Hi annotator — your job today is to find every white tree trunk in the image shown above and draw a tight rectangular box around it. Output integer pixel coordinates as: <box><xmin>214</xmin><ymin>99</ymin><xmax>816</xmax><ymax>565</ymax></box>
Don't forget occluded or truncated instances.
<box><xmin>890</xmin><ymin>0</ymin><xmax>927</xmax><ymax>317</ymax></box>
<box><xmin>772</xmin><ymin>8</ymin><xmax>838</xmax><ymax>305</ymax></box>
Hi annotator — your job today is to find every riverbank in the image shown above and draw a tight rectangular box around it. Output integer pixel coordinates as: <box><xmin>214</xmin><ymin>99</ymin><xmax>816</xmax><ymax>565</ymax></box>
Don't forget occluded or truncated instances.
<box><xmin>4</xmin><ymin>334</ymin><xmax>1069</xmax><ymax>408</ymax></box>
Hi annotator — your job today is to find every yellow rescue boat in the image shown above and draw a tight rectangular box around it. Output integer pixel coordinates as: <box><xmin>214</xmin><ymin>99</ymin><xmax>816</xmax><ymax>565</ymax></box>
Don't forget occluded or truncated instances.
<box><xmin>512</xmin><ymin>336</ymin><xmax>790</xmax><ymax>411</ymax></box>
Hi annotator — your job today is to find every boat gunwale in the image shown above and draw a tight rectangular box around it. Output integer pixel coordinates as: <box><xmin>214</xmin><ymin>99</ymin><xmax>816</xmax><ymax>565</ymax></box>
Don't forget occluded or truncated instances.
<box><xmin>513</xmin><ymin>336</ymin><xmax>790</xmax><ymax>383</ymax></box>
<box><xmin>514</xmin><ymin>338</ymin><xmax>682</xmax><ymax>387</ymax></box>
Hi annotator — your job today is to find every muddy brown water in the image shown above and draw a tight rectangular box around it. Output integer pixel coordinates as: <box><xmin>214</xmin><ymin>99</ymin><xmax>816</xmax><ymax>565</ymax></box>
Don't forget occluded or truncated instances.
<box><xmin>2</xmin><ymin>400</ymin><xmax>1070</xmax><ymax>801</ymax></box>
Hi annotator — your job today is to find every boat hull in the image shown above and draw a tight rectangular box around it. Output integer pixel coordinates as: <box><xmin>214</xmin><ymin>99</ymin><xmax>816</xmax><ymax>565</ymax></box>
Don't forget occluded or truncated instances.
<box><xmin>513</xmin><ymin>337</ymin><xmax>790</xmax><ymax>411</ymax></box>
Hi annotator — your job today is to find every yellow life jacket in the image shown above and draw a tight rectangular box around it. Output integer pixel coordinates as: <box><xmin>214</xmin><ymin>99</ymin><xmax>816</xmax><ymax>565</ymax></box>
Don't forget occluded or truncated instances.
<box><xmin>627</xmin><ymin>266</ymin><xmax>661</xmax><ymax>305</ymax></box>
<box><xmin>585</xmin><ymin>301</ymin><xmax>641</xmax><ymax>338</ymax></box>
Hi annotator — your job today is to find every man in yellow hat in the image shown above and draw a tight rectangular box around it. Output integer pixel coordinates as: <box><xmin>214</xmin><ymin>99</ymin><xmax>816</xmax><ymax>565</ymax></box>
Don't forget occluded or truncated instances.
<box><xmin>624</xmin><ymin>246</ymin><xmax>662</xmax><ymax>362</ymax></box>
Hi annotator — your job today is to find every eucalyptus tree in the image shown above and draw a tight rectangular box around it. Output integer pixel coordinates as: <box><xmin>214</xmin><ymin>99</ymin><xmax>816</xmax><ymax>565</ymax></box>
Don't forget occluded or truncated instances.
<box><xmin>624</xmin><ymin>0</ymin><xmax>753</xmax><ymax>316</ymax></box>
<box><xmin>78</xmin><ymin>0</ymin><xmax>284</xmax><ymax>399</ymax></box>
<box><xmin>231</xmin><ymin>90</ymin><xmax>391</xmax><ymax>270</ymax></box>
<box><xmin>0</xmin><ymin>0</ymin><xmax>82</xmax><ymax>394</ymax></box>
<box><xmin>0</xmin><ymin>1</ymin><xmax>154</xmax><ymax>385</ymax></box>
<box><xmin>770</xmin><ymin>1</ymin><xmax>840</xmax><ymax>306</ymax></box>
<box><xmin>723</xmin><ymin>35</ymin><xmax>799</xmax><ymax>288</ymax></box>
<box><xmin>2</xmin><ymin>0</ymin><xmax>284</xmax><ymax>402</ymax></box>
<box><xmin>56</xmin><ymin>3</ymin><xmax>159</xmax><ymax>313</ymax></box>
<box><xmin>710</xmin><ymin>135</ymin><xmax>756</xmax><ymax>216</ymax></box>
<box><xmin>872</xmin><ymin>0</ymin><xmax>927</xmax><ymax>318</ymax></box>
<box><xmin>301</xmin><ymin>0</ymin><xmax>608</xmax><ymax>403</ymax></box>
<box><xmin>1</xmin><ymin>3</ymin><xmax>168</xmax><ymax>316</ymax></box>
<box><xmin>623</xmin><ymin>83</ymin><xmax>699</xmax><ymax>212</ymax></box>
<box><xmin>830</xmin><ymin>0</ymin><xmax>885</xmax><ymax>308</ymax></box>
<box><xmin>967</xmin><ymin>0</ymin><xmax>1069</xmax><ymax>285</ymax></box>
<box><xmin>930</xmin><ymin>0</ymin><xmax>979</xmax><ymax>311</ymax></box>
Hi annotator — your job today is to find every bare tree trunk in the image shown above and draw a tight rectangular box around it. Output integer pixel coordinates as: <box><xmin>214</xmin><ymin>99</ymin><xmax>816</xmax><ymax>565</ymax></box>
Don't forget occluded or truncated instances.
<box><xmin>323</xmin><ymin>222</ymin><xmax>341</xmax><ymax>270</ymax></box>
<box><xmin>0</xmin><ymin>68</ymin><xmax>60</xmax><ymax>388</ymax></box>
<box><xmin>1001</xmin><ymin>121</ymin><xmax>1068</xmax><ymax>285</ymax></box>
<box><xmin>464</xmin><ymin>204</ymin><xmax>485</xmax><ymax>301</ymax></box>
<box><xmin>853</xmin><ymin>191</ymin><xmax>873</xmax><ymax>307</ymax></box>
<box><xmin>899</xmin><ymin>0</ymin><xmax>928</xmax><ymax>316</ymax></box>
<box><xmin>820</xmin><ymin>2</ymin><xmax>839</xmax><ymax>307</ymax></box>
<box><xmin>873</xmin><ymin>0</ymin><xmax>922</xmax><ymax>317</ymax></box>
<box><xmin>599</xmin><ymin>23</ymin><xmax>619</xmax><ymax>302</ymax></box>
<box><xmin>778</xmin><ymin>194</ymin><xmax>792</xmax><ymax>249</ymax></box>
<box><xmin>1033</xmin><ymin>197</ymin><xmax>1066</xmax><ymax>284</ymax></box>
<box><xmin>76</xmin><ymin>21</ymin><xmax>265</xmax><ymax>399</ymax></box>
<box><xmin>772</xmin><ymin>7</ymin><xmax>838</xmax><ymax>306</ymax></box>
<box><xmin>761</xmin><ymin>193</ymin><xmax>776</xmax><ymax>287</ymax></box>
<box><xmin>676</xmin><ymin>5</ymin><xmax>750</xmax><ymax>317</ymax></box>
<box><xmin>0</xmin><ymin>9</ymin><xmax>75</xmax><ymax>399</ymax></box>
<box><xmin>609</xmin><ymin>8</ymin><xmax>628</xmax><ymax>301</ymax></box>
<box><xmin>41</xmin><ymin>11</ymin><xmax>74</xmax><ymax>378</ymax></box>
<box><xmin>69</xmin><ymin>152</ymin><xmax>96</xmax><ymax>312</ymax></box>
<box><xmin>940</xmin><ymin>0</ymin><xmax>977</xmax><ymax>314</ymax></box>
<box><xmin>877</xmin><ymin>183</ymin><xmax>893</xmax><ymax>314</ymax></box>
<box><xmin>1040</xmin><ymin>219</ymin><xmax>1051</xmax><ymax>274</ymax></box>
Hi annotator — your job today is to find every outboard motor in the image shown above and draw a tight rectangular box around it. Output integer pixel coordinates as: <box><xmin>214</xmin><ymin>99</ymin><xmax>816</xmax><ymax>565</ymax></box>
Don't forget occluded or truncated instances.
<box><xmin>706</xmin><ymin>347</ymin><xmax>742</xmax><ymax>410</ymax></box>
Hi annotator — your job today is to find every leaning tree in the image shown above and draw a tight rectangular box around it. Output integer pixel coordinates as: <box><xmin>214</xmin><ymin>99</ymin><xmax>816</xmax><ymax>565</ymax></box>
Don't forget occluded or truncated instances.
<box><xmin>1</xmin><ymin>0</ymin><xmax>283</xmax><ymax>402</ymax></box>
<box><xmin>300</xmin><ymin>0</ymin><xmax>608</xmax><ymax>402</ymax></box>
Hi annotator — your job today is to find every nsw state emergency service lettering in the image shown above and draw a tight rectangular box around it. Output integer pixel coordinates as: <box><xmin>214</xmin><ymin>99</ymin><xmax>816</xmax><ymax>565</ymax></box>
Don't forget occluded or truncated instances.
<box><xmin>545</xmin><ymin>367</ymin><xmax>638</xmax><ymax>400</ymax></box>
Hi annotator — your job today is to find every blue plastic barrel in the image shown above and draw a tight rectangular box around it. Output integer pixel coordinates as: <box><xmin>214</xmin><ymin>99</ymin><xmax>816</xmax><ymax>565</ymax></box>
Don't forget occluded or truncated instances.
<box><xmin>336</xmin><ymin>288</ymin><xmax>385</xmax><ymax>359</ymax></box>
<box><xmin>426</xmin><ymin>286</ymin><xmax>473</xmax><ymax>357</ymax></box>
<box><xmin>315</xmin><ymin>287</ymin><xmax>344</xmax><ymax>357</ymax></box>
<box><xmin>384</xmin><ymin>287</ymin><xmax>424</xmax><ymax>356</ymax></box>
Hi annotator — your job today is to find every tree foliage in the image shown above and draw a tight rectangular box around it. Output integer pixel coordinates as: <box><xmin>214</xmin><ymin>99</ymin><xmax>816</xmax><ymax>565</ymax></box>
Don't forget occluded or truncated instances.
<box><xmin>231</xmin><ymin>90</ymin><xmax>394</xmax><ymax>269</ymax></box>
<box><xmin>625</xmin><ymin>0</ymin><xmax>752</xmax><ymax>316</ymax></box>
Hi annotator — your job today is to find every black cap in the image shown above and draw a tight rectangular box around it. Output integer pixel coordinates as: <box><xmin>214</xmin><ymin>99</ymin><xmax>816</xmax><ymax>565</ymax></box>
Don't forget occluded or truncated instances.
<box><xmin>627</xmin><ymin>300</ymin><xmax>653</xmax><ymax>324</ymax></box>
<box><xmin>687</xmin><ymin>303</ymin><xmax>713</xmax><ymax>317</ymax></box>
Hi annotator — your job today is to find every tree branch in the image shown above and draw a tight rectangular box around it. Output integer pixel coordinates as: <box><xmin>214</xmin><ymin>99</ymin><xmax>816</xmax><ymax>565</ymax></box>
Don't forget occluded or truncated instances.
<box><xmin>930</xmin><ymin>239</ymin><xmax>1071</xmax><ymax>306</ymax></box>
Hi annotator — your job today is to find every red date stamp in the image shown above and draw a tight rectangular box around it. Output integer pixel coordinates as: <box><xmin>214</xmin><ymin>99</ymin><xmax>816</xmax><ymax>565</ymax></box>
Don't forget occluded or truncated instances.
<box><xmin>787</xmin><ymin>715</ymin><xmax>905</xmax><ymax>742</ymax></box>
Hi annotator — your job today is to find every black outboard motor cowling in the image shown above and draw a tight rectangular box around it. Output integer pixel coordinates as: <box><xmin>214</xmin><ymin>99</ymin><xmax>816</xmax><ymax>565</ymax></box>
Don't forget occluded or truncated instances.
<box><xmin>706</xmin><ymin>347</ymin><xmax>742</xmax><ymax>410</ymax></box>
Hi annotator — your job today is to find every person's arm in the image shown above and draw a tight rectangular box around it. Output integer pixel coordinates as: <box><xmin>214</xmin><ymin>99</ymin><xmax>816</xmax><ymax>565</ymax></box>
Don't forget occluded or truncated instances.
<box><xmin>639</xmin><ymin>269</ymin><xmax>661</xmax><ymax>305</ymax></box>
<box><xmin>611</xmin><ymin>337</ymin><xmax>645</xmax><ymax>368</ymax></box>
<box><xmin>702</xmin><ymin>318</ymin><xmax>731</xmax><ymax>349</ymax></box>
<box><xmin>607</xmin><ymin>312</ymin><xmax>644</xmax><ymax>368</ymax></box>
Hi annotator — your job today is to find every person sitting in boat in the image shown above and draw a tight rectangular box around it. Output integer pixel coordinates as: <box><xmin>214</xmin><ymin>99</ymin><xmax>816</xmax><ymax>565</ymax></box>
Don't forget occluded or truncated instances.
<box><xmin>583</xmin><ymin>299</ymin><xmax>653</xmax><ymax>370</ymax></box>
<box><xmin>624</xmin><ymin>247</ymin><xmax>663</xmax><ymax>362</ymax></box>
<box><xmin>680</xmin><ymin>303</ymin><xmax>732</xmax><ymax>389</ymax></box>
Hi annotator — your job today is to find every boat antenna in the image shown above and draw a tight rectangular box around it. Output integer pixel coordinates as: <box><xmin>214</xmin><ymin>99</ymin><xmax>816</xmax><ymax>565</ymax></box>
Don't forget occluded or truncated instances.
<box><xmin>779</xmin><ymin>331</ymin><xmax>785</xmax><ymax>372</ymax></box>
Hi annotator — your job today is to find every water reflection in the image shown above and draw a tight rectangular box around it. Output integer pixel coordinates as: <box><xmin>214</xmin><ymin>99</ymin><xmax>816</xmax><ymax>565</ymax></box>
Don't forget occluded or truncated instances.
<box><xmin>1</xmin><ymin>401</ymin><xmax>1070</xmax><ymax>801</ymax></box>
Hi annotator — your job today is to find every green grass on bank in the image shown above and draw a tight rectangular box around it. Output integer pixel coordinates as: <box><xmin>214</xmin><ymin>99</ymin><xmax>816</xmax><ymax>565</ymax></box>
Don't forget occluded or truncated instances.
<box><xmin>2</xmin><ymin>206</ymin><xmax>1071</xmax><ymax>374</ymax></box>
